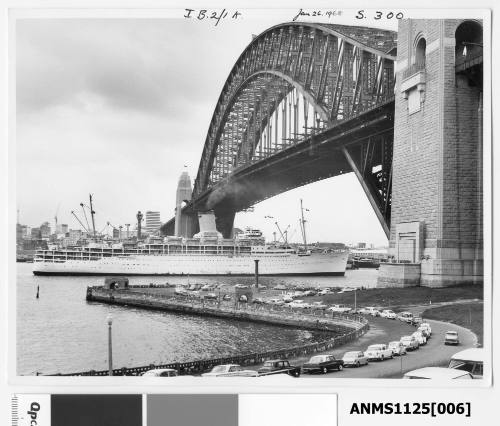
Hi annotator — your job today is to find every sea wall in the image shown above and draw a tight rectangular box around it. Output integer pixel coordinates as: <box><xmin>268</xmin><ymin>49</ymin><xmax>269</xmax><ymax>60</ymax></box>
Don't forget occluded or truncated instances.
<box><xmin>59</xmin><ymin>286</ymin><xmax>370</xmax><ymax>377</ymax></box>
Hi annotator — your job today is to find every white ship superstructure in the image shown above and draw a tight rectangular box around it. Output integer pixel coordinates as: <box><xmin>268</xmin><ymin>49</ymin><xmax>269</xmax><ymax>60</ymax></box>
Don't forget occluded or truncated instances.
<box><xmin>32</xmin><ymin>232</ymin><xmax>347</xmax><ymax>276</ymax></box>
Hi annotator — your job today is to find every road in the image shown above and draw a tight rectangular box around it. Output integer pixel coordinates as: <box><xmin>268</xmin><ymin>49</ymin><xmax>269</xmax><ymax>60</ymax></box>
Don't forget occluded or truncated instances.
<box><xmin>300</xmin><ymin>316</ymin><xmax>477</xmax><ymax>379</ymax></box>
<box><xmin>245</xmin><ymin>312</ymin><xmax>477</xmax><ymax>379</ymax></box>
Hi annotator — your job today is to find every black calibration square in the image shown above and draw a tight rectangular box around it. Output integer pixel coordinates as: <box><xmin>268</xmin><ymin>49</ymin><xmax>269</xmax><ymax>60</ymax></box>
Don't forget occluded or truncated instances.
<box><xmin>51</xmin><ymin>394</ymin><xmax>142</xmax><ymax>426</ymax></box>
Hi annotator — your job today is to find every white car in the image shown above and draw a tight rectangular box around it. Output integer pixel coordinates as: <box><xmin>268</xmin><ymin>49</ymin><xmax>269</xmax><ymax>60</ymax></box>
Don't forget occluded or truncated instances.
<box><xmin>400</xmin><ymin>335</ymin><xmax>420</xmax><ymax>351</ymax></box>
<box><xmin>268</xmin><ymin>298</ymin><xmax>285</xmax><ymax>306</ymax></box>
<box><xmin>283</xmin><ymin>295</ymin><xmax>294</xmax><ymax>303</ymax></box>
<box><xmin>311</xmin><ymin>301</ymin><xmax>328</xmax><ymax>310</ymax></box>
<box><xmin>380</xmin><ymin>309</ymin><xmax>397</xmax><ymax>319</ymax></box>
<box><xmin>289</xmin><ymin>300</ymin><xmax>310</xmax><ymax>309</ymax></box>
<box><xmin>404</xmin><ymin>367</ymin><xmax>473</xmax><ymax>380</ymax></box>
<box><xmin>397</xmin><ymin>312</ymin><xmax>414</xmax><ymax>323</ymax></box>
<box><xmin>201</xmin><ymin>364</ymin><xmax>257</xmax><ymax>377</ymax></box>
<box><xmin>445</xmin><ymin>331</ymin><xmax>460</xmax><ymax>345</ymax></box>
<box><xmin>358</xmin><ymin>306</ymin><xmax>380</xmax><ymax>316</ymax></box>
<box><xmin>342</xmin><ymin>351</ymin><xmax>369</xmax><ymax>367</ymax></box>
<box><xmin>417</xmin><ymin>325</ymin><xmax>431</xmax><ymax>338</ymax></box>
<box><xmin>448</xmin><ymin>348</ymin><xmax>485</xmax><ymax>379</ymax></box>
<box><xmin>141</xmin><ymin>368</ymin><xmax>179</xmax><ymax>377</ymax></box>
<box><xmin>412</xmin><ymin>331</ymin><xmax>427</xmax><ymax>345</ymax></box>
<box><xmin>420</xmin><ymin>322</ymin><xmax>432</xmax><ymax>336</ymax></box>
<box><xmin>364</xmin><ymin>344</ymin><xmax>393</xmax><ymax>361</ymax></box>
<box><xmin>327</xmin><ymin>304</ymin><xmax>352</xmax><ymax>313</ymax></box>
<box><xmin>388</xmin><ymin>341</ymin><xmax>407</xmax><ymax>356</ymax></box>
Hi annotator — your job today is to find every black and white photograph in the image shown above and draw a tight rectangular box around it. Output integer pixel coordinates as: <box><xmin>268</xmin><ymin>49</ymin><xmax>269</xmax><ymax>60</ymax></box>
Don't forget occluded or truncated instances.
<box><xmin>11</xmin><ymin>7</ymin><xmax>490</xmax><ymax>386</ymax></box>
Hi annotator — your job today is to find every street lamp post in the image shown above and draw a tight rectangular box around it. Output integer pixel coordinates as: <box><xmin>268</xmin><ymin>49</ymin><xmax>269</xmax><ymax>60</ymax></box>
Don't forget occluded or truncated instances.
<box><xmin>107</xmin><ymin>314</ymin><xmax>113</xmax><ymax>376</ymax></box>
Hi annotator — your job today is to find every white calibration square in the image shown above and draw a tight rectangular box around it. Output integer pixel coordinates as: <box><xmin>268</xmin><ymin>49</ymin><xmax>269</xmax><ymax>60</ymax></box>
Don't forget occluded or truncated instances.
<box><xmin>239</xmin><ymin>394</ymin><xmax>337</xmax><ymax>426</ymax></box>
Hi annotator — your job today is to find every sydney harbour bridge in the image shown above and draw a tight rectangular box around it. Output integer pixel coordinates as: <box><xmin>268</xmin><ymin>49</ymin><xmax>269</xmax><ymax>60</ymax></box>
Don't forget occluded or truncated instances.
<box><xmin>163</xmin><ymin>22</ymin><xmax>397</xmax><ymax>238</ymax></box>
<box><xmin>161</xmin><ymin>19</ymin><xmax>483</xmax><ymax>287</ymax></box>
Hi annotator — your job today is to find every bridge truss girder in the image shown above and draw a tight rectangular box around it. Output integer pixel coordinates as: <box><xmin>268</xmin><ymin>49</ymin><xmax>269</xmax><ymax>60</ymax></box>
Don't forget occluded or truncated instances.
<box><xmin>193</xmin><ymin>23</ymin><xmax>396</xmax><ymax>199</ymax></box>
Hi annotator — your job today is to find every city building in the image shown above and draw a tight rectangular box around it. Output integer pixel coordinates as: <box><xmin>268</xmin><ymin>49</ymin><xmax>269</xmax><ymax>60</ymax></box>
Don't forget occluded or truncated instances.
<box><xmin>40</xmin><ymin>222</ymin><xmax>51</xmax><ymax>239</ymax></box>
<box><xmin>145</xmin><ymin>211</ymin><xmax>161</xmax><ymax>235</ymax></box>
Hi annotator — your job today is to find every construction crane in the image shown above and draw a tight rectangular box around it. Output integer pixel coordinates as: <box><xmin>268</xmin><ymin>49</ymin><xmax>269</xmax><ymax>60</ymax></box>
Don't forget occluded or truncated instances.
<box><xmin>54</xmin><ymin>202</ymin><xmax>61</xmax><ymax>233</ymax></box>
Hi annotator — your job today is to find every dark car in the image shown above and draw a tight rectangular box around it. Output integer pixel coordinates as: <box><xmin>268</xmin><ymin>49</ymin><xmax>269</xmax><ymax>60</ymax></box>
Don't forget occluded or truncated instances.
<box><xmin>257</xmin><ymin>359</ymin><xmax>301</xmax><ymax>377</ymax></box>
<box><xmin>302</xmin><ymin>354</ymin><xmax>344</xmax><ymax>374</ymax></box>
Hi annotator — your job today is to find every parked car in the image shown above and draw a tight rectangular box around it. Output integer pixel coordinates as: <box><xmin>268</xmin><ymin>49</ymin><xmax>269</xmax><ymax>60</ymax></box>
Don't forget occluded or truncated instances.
<box><xmin>380</xmin><ymin>309</ymin><xmax>397</xmax><ymax>319</ymax></box>
<box><xmin>235</xmin><ymin>284</ymin><xmax>250</xmax><ymax>289</ymax></box>
<box><xmin>142</xmin><ymin>368</ymin><xmax>179</xmax><ymax>377</ymax></box>
<box><xmin>364</xmin><ymin>344</ymin><xmax>393</xmax><ymax>361</ymax></box>
<box><xmin>268</xmin><ymin>298</ymin><xmax>284</xmax><ymax>305</ymax></box>
<box><xmin>448</xmin><ymin>348</ymin><xmax>484</xmax><ymax>379</ymax></box>
<box><xmin>361</xmin><ymin>307</ymin><xmax>381</xmax><ymax>316</ymax></box>
<box><xmin>311</xmin><ymin>301</ymin><xmax>328</xmax><ymax>310</ymax></box>
<box><xmin>252</xmin><ymin>298</ymin><xmax>265</xmax><ymax>304</ymax></box>
<box><xmin>289</xmin><ymin>300</ymin><xmax>310</xmax><ymax>309</ymax></box>
<box><xmin>283</xmin><ymin>295</ymin><xmax>294</xmax><ymax>303</ymax></box>
<box><xmin>445</xmin><ymin>331</ymin><xmax>460</xmax><ymax>345</ymax></box>
<box><xmin>400</xmin><ymin>335</ymin><xmax>420</xmax><ymax>351</ymax></box>
<box><xmin>328</xmin><ymin>304</ymin><xmax>352</xmax><ymax>313</ymax></box>
<box><xmin>201</xmin><ymin>364</ymin><xmax>256</xmax><ymax>377</ymax></box>
<box><xmin>412</xmin><ymin>316</ymin><xmax>423</xmax><ymax>326</ymax></box>
<box><xmin>420</xmin><ymin>322</ymin><xmax>432</xmax><ymax>336</ymax></box>
<box><xmin>412</xmin><ymin>331</ymin><xmax>427</xmax><ymax>345</ymax></box>
<box><xmin>388</xmin><ymin>341</ymin><xmax>407</xmax><ymax>356</ymax></box>
<box><xmin>342</xmin><ymin>351</ymin><xmax>369</xmax><ymax>367</ymax></box>
<box><xmin>403</xmin><ymin>367</ymin><xmax>473</xmax><ymax>380</ymax></box>
<box><xmin>417</xmin><ymin>325</ymin><xmax>431</xmax><ymax>338</ymax></box>
<box><xmin>222</xmin><ymin>294</ymin><xmax>231</xmax><ymax>301</ymax></box>
<box><xmin>203</xmin><ymin>292</ymin><xmax>218</xmax><ymax>300</ymax></box>
<box><xmin>257</xmin><ymin>359</ymin><xmax>301</xmax><ymax>377</ymax></box>
<box><xmin>301</xmin><ymin>354</ymin><xmax>344</xmax><ymax>374</ymax></box>
<box><xmin>397</xmin><ymin>312</ymin><xmax>414</xmax><ymax>323</ymax></box>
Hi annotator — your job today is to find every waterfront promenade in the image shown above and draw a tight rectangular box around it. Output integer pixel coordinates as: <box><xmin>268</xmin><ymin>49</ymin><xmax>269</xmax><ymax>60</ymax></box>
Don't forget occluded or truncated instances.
<box><xmin>69</xmin><ymin>286</ymin><xmax>369</xmax><ymax>376</ymax></box>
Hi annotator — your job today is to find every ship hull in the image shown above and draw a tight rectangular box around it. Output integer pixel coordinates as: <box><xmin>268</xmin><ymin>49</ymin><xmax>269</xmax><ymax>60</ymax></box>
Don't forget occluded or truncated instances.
<box><xmin>33</xmin><ymin>252</ymin><xmax>348</xmax><ymax>276</ymax></box>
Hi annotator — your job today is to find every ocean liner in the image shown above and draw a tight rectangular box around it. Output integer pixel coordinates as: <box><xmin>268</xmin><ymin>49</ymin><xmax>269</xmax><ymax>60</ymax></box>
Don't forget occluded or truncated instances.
<box><xmin>32</xmin><ymin>213</ymin><xmax>347</xmax><ymax>276</ymax></box>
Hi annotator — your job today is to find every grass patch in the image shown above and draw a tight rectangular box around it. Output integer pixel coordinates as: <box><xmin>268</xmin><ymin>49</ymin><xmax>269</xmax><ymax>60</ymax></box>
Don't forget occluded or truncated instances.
<box><xmin>422</xmin><ymin>302</ymin><xmax>483</xmax><ymax>346</ymax></box>
<box><xmin>311</xmin><ymin>284</ymin><xmax>483</xmax><ymax>309</ymax></box>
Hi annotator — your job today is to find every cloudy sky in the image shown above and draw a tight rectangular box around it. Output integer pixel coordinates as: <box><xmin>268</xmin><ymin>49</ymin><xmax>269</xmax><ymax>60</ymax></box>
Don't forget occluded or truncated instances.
<box><xmin>16</xmin><ymin>14</ymin><xmax>395</xmax><ymax>246</ymax></box>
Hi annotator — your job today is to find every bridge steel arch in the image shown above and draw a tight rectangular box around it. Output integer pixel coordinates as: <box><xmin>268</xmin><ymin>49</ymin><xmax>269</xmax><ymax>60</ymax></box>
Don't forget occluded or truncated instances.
<box><xmin>185</xmin><ymin>23</ymin><xmax>397</xmax><ymax>237</ymax></box>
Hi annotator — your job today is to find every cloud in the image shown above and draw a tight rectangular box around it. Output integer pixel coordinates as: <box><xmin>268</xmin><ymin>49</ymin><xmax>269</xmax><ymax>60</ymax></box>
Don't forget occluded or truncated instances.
<box><xmin>16</xmin><ymin>19</ymin><xmax>251</xmax><ymax>116</ymax></box>
<box><xmin>15</xmin><ymin>17</ymin><xmax>389</xmax><ymax>246</ymax></box>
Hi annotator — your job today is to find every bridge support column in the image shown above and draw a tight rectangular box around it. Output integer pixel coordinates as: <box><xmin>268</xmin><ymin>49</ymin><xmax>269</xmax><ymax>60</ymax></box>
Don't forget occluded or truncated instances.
<box><xmin>378</xmin><ymin>19</ymin><xmax>483</xmax><ymax>288</ymax></box>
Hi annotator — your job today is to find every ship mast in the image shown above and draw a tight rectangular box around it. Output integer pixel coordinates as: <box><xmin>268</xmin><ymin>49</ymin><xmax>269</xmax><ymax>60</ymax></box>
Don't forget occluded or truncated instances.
<box><xmin>300</xmin><ymin>199</ymin><xmax>307</xmax><ymax>251</ymax></box>
<box><xmin>89</xmin><ymin>194</ymin><xmax>97</xmax><ymax>240</ymax></box>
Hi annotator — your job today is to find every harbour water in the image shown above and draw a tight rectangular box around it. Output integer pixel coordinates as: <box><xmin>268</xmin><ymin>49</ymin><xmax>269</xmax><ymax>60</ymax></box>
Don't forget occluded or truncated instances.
<box><xmin>16</xmin><ymin>263</ymin><xmax>379</xmax><ymax>375</ymax></box>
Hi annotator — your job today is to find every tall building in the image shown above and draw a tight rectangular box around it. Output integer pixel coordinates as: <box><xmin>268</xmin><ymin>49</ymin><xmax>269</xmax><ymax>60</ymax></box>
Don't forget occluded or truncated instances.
<box><xmin>175</xmin><ymin>170</ymin><xmax>193</xmax><ymax>237</ymax></box>
<box><xmin>145</xmin><ymin>211</ymin><xmax>161</xmax><ymax>235</ymax></box>
<box><xmin>40</xmin><ymin>222</ymin><xmax>51</xmax><ymax>239</ymax></box>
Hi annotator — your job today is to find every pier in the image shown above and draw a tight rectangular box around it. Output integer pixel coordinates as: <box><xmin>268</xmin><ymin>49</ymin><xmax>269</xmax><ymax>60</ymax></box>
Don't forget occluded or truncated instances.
<box><xmin>68</xmin><ymin>286</ymin><xmax>369</xmax><ymax>377</ymax></box>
